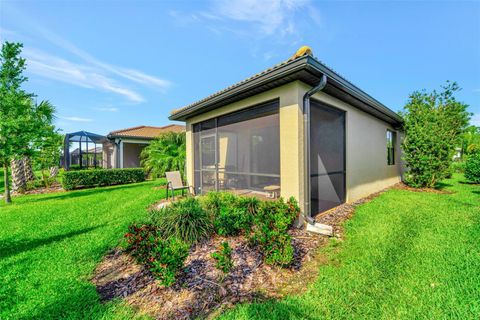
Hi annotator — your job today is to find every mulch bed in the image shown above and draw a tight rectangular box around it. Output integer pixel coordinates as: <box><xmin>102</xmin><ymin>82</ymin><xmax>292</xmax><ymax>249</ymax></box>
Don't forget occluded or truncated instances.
<box><xmin>12</xmin><ymin>182</ymin><xmax>64</xmax><ymax>196</ymax></box>
<box><xmin>92</xmin><ymin>230</ymin><xmax>326</xmax><ymax>320</ymax></box>
<box><xmin>393</xmin><ymin>182</ymin><xmax>454</xmax><ymax>194</ymax></box>
<box><xmin>92</xmin><ymin>182</ymin><xmax>412</xmax><ymax>319</ymax></box>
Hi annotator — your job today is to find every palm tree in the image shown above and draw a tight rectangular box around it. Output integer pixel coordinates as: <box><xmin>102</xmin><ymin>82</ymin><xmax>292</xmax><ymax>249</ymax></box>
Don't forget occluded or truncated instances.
<box><xmin>9</xmin><ymin>100</ymin><xmax>56</xmax><ymax>192</ymax></box>
<box><xmin>141</xmin><ymin>132</ymin><xmax>186</xmax><ymax>178</ymax></box>
<box><xmin>10</xmin><ymin>158</ymin><xmax>26</xmax><ymax>193</ymax></box>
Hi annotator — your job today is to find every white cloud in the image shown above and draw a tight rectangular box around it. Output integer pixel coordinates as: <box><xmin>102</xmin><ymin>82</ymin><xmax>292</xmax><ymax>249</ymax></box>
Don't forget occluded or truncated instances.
<box><xmin>2</xmin><ymin>5</ymin><xmax>171</xmax><ymax>100</ymax></box>
<box><xmin>24</xmin><ymin>48</ymin><xmax>145</xmax><ymax>103</ymax></box>
<box><xmin>30</xmin><ymin>23</ymin><xmax>172</xmax><ymax>92</ymax></box>
<box><xmin>209</xmin><ymin>0</ymin><xmax>313</xmax><ymax>36</ymax></box>
<box><xmin>95</xmin><ymin>107</ymin><xmax>119</xmax><ymax>112</ymax></box>
<box><xmin>60</xmin><ymin>116</ymin><xmax>93</xmax><ymax>122</ymax></box>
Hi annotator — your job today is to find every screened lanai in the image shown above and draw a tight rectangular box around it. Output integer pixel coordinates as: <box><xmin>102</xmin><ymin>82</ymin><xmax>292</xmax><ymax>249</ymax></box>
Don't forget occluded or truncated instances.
<box><xmin>192</xmin><ymin>101</ymin><xmax>280</xmax><ymax>197</ymax></box>
<box><xmin>63</xmin><ymin>131</ymin><xmax>107</xmax><ymax>170</ymax></box>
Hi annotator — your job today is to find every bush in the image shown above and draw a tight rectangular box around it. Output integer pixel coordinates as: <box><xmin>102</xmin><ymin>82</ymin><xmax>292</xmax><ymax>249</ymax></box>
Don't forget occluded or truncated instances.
<box><xmin>400</xmin><ymin>82</ymin><xmax>470</xmax><ymax>188</ymax></box>
<box><xmin>124</xmin><ymin>224</ymin><xmax>189</xmax><ymax>286</ymax></box>
<box><xmin>152</xmin><ymin>197</ymin><xmax>213</xmax><ymax>244</ymax></box>
<box><xmin>201</xmin><ymin>192</ymin><xmax>259</xmax><ymax>236</ymax></box>
<box><xmin>248</xmin><ymin>197</ymin><xmax>300</xmax><ymax>266</ymax></box>
<box><xmin>465</xmin><ymin>153</ymin><xmax>480</xmax><ymax>183</ymax></box>
<box><xmin>451</xmin><ymin>161</ymin><xmax>466</xmax><ymax>174</ymax></box>
<box><xmin>62</xmin><ymin>168</ymin><xmax>145</xmax><ymax>190</ymax></box>
<box><xmin>211</xmin><ymin>241</ymin><xmax>234</xmax><ymax>273</ymax></box>
<box><xmin>200</xmin><ymin>191</ymin><xmax>237</xmax><ymax>216</ymax></box>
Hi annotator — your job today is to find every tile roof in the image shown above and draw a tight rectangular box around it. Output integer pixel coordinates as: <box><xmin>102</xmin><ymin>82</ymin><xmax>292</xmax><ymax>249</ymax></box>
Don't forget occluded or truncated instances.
<box><xmin>108</xmin><ymin>124</ymin><xmax>185</xmax><ymax>139</ymax></box>
<box><xmin>170</xmin><ymin>54</ymin><xmax>304</xmax><ymax>117</ymax></box>
<box><xmin>169</xmin><ymin>46</ymin><xmax>403</xmax><ymax>125</ymax></box>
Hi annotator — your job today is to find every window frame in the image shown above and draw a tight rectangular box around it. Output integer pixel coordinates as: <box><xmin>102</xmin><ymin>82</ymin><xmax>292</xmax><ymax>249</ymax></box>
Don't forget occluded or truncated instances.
<box><xmin>387</xmin><ymin>129</ymin><xmax>396</xmax><ymax>166</ymax></box>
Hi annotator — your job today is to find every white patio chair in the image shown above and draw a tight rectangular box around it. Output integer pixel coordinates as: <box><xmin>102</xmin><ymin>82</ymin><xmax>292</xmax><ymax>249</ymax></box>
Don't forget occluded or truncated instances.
<box><xmin>165</xmin><ymin>171</ymin><xmax>192</xmax><ymax>201</ymax></box>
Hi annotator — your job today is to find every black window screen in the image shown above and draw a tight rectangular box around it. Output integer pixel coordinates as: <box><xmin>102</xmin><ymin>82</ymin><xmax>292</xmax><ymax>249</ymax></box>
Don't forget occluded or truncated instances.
<box><xmin>310</xmin><ymin>101</ymin><xmax>346</xmax><ymax>215</ymax></box>
<box><xmin>193</xmin><ymin>100</ymin><xmax>280</xmax><ymax>195</ymax></box>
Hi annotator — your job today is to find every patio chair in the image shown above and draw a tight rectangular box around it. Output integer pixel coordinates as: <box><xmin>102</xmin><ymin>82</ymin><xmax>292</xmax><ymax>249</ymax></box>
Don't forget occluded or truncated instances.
<box><xmin>165</xmin><ymin>171</ymin><xmax>192</xmax><ymax>201</ymax></box>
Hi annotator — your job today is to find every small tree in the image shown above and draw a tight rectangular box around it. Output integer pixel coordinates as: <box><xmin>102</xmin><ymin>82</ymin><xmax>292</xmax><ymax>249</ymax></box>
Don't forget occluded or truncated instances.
<box><xmin>400</xmin><ymin>81</ymin><xmax>470</xmax><ymax>188</ymax></box>
<box><xmin>0</xmin><ymin>42</ymin><xmax>33</xmax><ymax>203</ymax></box>
<box><xmin>34</xmin><ymin>130</ymin><xmax>63</xmax><ymax>187</ymax></box>
<box><xmin>0</xmin><ymin>42</ymin><xmax>57</xmax><ymax>202</ymax></box>
<box><xmin>141</xmin><ymin>131</ymin><xmax>186</xmax><ymax>178</ymax></box>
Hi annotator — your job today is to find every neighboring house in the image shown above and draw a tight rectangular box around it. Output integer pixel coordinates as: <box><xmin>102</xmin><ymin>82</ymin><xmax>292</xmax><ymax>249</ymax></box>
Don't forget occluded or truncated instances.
<box><xmin>104</xmin><ymin>125</ymin><xmax>185</xmax><ymax>169</ymax></box>
<box><xmin>70</xmin><ymin>147</ymin><xmax>103</xmax><ymax>167</ymax></box>
<box><xmin>169</xmin><ymin>46</ymin><xmax>404</xmax><ymax>220</ymax></box>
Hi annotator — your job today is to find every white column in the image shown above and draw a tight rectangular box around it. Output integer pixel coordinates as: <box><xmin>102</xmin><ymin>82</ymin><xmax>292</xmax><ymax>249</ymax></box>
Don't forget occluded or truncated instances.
<box><xmin>119</xmin><ymin>141</ymin><xmax>124</xmax><ymax>169</ymax></box>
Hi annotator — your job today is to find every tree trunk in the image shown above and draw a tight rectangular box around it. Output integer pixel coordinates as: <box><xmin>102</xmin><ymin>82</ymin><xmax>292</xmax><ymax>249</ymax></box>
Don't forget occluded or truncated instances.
<box><xmin>50</xmin><ymin>166</ymin><xmax>59</xmax><ymax>178</ymax></box>
<box><xmin>11</xmin><ymin>158</ymin><xmax>26</xmax><ymax>193</ymax></box>
<box><xmin>23</xmin><ymin>156</ymin><xmax>35</xmax><ymax>181</ymax></box>
<box><xmin>3</xmin><ymin>163</ymin><xmax>11</xmax><ymax>204</ymax></box>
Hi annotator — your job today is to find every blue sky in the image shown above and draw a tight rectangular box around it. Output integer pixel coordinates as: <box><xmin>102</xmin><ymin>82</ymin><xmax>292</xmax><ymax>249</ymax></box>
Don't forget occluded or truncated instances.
<box><xmin>1</xmin><ymin>0</ymin><xmax>479</xmax><ymax>135</ymax></box>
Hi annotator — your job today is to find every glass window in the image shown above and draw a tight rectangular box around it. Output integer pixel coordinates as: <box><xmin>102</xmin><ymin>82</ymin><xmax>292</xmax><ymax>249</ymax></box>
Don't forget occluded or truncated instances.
<box><xmin>387</xmin><ymin>130</ymin><xmax>395</xmax><ymax>165</ymax></box>
<box><xmin>193</xmin><ymin>101</ymin><xmax>280</xmax><ymax>195</ymax></box>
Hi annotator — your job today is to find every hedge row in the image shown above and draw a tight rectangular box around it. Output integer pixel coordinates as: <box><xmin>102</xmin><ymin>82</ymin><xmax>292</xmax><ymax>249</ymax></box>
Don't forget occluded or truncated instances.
<box><xmin>62</xmin><ymin>168</ymin><xmax>145</xmax><ymax>190</ymax></box>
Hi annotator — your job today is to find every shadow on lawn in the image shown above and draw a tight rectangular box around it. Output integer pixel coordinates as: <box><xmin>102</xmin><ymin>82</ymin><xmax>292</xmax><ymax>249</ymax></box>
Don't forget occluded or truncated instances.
<box><xmin>435</xmin><ymin>181</ymin><xmax>454</xmax><ymax>190</ymax></box>
<box><xmin>24</xmin><ymin>183</ymin><xmax>153</xmax><ymax>204</ymax></box>
<box><xmin>0</xmin><ymin>224</ymin><xmax>105</xmax><ymax>260</ymax></box>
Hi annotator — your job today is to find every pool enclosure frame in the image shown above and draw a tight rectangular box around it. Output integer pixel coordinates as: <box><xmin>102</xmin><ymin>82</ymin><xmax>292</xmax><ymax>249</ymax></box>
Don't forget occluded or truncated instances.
<box><xmin>63</xmin><ymin>131</ymin><xmax>107</xmax><ymax>170</ymax></box>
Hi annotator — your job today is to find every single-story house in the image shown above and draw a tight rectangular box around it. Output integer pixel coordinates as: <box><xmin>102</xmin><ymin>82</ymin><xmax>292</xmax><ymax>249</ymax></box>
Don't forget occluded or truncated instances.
<box><xmin>169</xmin><ymin>46</ymin><xmax>404</xmax><ymax>221</ymax></box>
<box><xmin>103</xmin><ymin>125</ymin><xmax>185</xmax><ymax>169</ymax></box>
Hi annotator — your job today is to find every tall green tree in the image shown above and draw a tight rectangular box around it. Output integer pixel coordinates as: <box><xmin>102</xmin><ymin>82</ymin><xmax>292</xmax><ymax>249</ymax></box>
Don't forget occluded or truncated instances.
<box><xmin>141</xmin><ymin>132</ymin><xmax>186</xmax><ymax>178</ymax></box>
<box><xmin>0</xmin><ymin>42</ymin><xmax>57</xmax><ymax>202</ymax></box>
<box><xmin>400</xmin><ymin>81</ymin><xmax>470</xmax><ymax>188</ymax></box>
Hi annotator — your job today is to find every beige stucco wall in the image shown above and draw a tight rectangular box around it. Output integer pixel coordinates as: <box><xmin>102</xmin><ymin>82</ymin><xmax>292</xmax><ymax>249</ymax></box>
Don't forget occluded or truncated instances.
<box><xmin>184</xmin><ymin>80</ymin><xmax>402</xmax><ymax>213</ymax></box>
<box><xmin>185</xmin><ymin>81</ymin><xmax>305</xmax><ymax>206</ymax></box>
<box><xmin>102</xmin><ymin>142</ymin><xmax>115</xmax><ymax>169</ymax></box>
<box><xmin>122</xmin><ymin>142</ymin><xmax>146</xmax><ymax>168</ymax></box>
<box><xmin>304</xmin><ymin>84</ymin><xmax>403</xmax><ymax>203</ymax></box>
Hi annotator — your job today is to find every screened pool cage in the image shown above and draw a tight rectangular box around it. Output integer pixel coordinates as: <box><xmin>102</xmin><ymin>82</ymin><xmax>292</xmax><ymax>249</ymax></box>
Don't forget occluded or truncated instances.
<box><xmin>63</xmin><ymin>131</ymin><xmax>107</xmax><ymax>170</ymax></box>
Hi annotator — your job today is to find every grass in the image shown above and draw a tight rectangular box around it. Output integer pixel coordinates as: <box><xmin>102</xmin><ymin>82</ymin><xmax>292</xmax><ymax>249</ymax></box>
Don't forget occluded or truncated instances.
<box><xmin>1</xmin><ymin>174</ymin><xmax>478</xmax><ymax>319</ymax></box>
<box><xmin>0</xmin><ymin>179</ymin><xmax>167</xmax><ymax>319</ymax></box>
<box><xmin>219</xmin><ymin>174</ymin><xmax>480</xmax><ymax>319</ymax></box>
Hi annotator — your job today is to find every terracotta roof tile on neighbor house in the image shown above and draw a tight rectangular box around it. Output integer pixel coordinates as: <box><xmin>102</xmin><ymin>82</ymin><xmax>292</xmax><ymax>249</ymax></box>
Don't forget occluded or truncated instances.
<box><xmin>108</xmin><ymin>124</ymin><xmax>185</xmax><ymax>139</ymax></box>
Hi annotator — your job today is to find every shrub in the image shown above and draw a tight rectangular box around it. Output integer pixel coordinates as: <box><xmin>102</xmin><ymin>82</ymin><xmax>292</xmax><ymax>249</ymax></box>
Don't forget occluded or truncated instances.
<box><xmin>152</xmin><ymin>197</ymin><xmax>213</xmax><ymax>244</ymax></box>
<box><xmin>211</xmin><ymin>241</ymin><xmax>234</xmax><ymax>273</ymax></box>
<box><xmin>140</xmin><ymin>132</ymin><xmax>186</xmax><ymax>179</ymax></box>
<box><xmin>202</xmin><ymin>192</ymin><xmax>260</xmax><ymax>236</ymax></box>
<box><xmin>465</xmin><ymin>153</ymin><xmax>480</xmax><ymax>183</ymax></box>
<box><xmin>124</xmin><ymin>224</ymin><xmax>189</xmax><ymax>286</ymax></box>
<box><xmin>214</xmin><ymin>206</ymin><xmax>253</xmax><ymax>236</ymax></box>
<box><xmin>248</xmin><ymin>197</ymin><xmax>299</xmax><ymax>266</ymax></box>
<box><xmin>200</xmin><ymin>191</ymin><xmax>237</xmax><ymax>217</ymax></box>
<box><xmin>400</xmin><ymin>82</ymin><xmax>470</xmax><ymax>188</ymax></box>
<box><xmin>451</xmin><ymin>161</ymin><xmax>466</xmax><ymax>174</ymax></box>
<box><xmin>62</xmin><ymin>168</ymin><xmax>145</xmax><ymax>190</ymax></box>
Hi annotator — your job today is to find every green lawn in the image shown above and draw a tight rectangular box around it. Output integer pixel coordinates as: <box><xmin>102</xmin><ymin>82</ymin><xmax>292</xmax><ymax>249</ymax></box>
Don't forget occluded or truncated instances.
<box><xmin>220</xmin><ymin>175</ymin><xmax>480</xmax><ymax>319</ymax></box>
<box><xmin>0</xmin><ymin>180</ymin><xmax>167</xmax><ymax>319</ymax></box>
<box><xmin>1</xmin><ymin>175</ymin><xmax>479</xmax><ymax>319</ymax></box>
